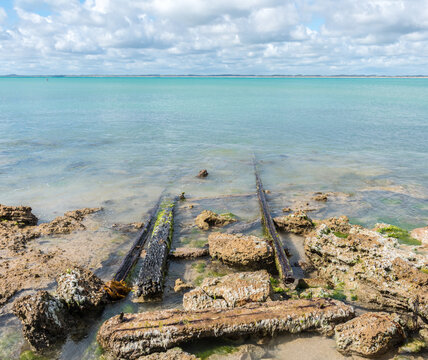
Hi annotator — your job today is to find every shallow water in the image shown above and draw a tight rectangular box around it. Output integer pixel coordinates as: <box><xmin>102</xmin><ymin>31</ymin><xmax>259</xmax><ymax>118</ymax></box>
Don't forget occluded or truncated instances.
<box><xmin>1</xmin><ymin>78</ymin><xmax>427</xmax><ymax>359</ymax></box>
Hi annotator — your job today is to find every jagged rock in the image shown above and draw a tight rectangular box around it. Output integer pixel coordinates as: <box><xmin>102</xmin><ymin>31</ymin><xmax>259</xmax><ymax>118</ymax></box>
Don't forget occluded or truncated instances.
<box><xmin>195</xmin><ymin>210</ymin><xmax>236</xmax><ymax>230</ymax></box>
<box><xmin>174</xmin><ymin>279</ymin><xmax>193</xmax><ymax>293</ymax></box>
<box><xmin>197</xmin><ymin>169</ymin><xmax>209</xmax><ymax>178</ymax></box>
<box><xmin>305</xmin><ymin>224</ymin><xmax>428</xmax><ymax>320</ymax></box>
<box><xmin>312</xmin><ymin>193</ymin><xmax>328</xmax><ymax>202</ymax></box>
<box><xmin>56</xmin><ymin>266</ymin><xmax>107</xmax><ymax>312</ymax></box>
<box><xmin>137</xmin><ymin>348</ymin><xmax>197</xmax><ymax>360</ymax></box>
<box><xmin>273</xmin><ymin>210</ymin><xmax>314</xmax><ymax>235</ymax></box>
<box><xmin>316</xmin><ymin>215</ymin><xmax>351</xmax><ymax>233</ymax></box>
<box><xmin>335</xmin><ymin>313</ymin><xmax>405</xmax><ymax>357</ymax></box>
<box><xmin>411</xmin><ymin>226</ymin><xmax>428</xmax><ymax>246</ymax></box>
<box><xmin>208</xmin><ymin>232</ymin><xmax>274</xmax><ymax>270</ymax></box>
<box><xmin>207</xmin><ymin>344</ymin><xmax>266</xmax><ymax>359</ymax></box>
<box><xmin>97</xmin><ymin>298</ymin><xmax>355</xmax><ymax>359</ymax></box>
<box><xmin>0</xmin><ymin>204</ymin><xmax>38</xmax><ymax>226</ymax></box>
<box><xmin>38</xmin><ymin>207</ymin><xmax>101</xmax><ymax>235</ymax></box>
<box><xmin>170</xmin><ymin>246</ymin><xmax>209</xmax><ymax>259</ymax></box>
<box><xmin>183</xmin><ymin>271</ymin><xmax>271</xmax><ymax>311</ymax></box>
<box><xmin>12</xmin><ymin>291</ymin><xmax>68</xmax><ymax>351</ymax></box>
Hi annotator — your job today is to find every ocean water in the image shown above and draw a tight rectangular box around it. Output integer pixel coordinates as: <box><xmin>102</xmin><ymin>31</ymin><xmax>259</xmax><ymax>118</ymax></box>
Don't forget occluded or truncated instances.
<box><xmin>1</xmin><ymin>78</ymin><xmax>428</xmax><ymax>359</ymax></box>
<box><xmin>1</xmin><ymin>77</ymin><xmax>427</xmax><ymax>226</ymax></box>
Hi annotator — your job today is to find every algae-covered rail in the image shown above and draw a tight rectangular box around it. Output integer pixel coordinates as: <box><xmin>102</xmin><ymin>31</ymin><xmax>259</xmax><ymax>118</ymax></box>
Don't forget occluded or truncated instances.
<box><xmin>254</xmin><ymin>162</ymin><xmax>294</xmax><ymax>283</ymax></box>
<box><xmin>113</xmin><ymin>196</ymin><xmax>163</xmax><ymax>282</ymax></box>
<box><xmin>135</xmin><ymin>198</ymin><xmax>176</xmax><ymax>300</ymax></box>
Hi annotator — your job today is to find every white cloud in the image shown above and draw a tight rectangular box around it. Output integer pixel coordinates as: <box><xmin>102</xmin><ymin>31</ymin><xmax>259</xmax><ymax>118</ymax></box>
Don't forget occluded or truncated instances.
<box><xmin>0</xmin><ymin>0</ymin><xmax>427</xmax><ymax>74</ymax></box>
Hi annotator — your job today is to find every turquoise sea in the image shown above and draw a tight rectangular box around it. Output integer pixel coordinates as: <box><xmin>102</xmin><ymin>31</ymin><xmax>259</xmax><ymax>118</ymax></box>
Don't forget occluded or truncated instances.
<box><xmin>1</xmin><ymin>77</ymin><xmax>427</xmax><ymax>227</ymax></box>
<box><xmin>1</xmin><ymin>78</ymin><xmax>428</xmax><ymax>359</ymax></box>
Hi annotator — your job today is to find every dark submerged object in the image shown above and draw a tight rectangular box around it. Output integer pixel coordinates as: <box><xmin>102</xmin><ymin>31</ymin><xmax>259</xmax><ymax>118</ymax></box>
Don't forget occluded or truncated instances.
<box><xmin>113</xmin><ymin>196</ymin><xmax>163</xmax><ymax>282</ymax></box>
<box><xmin>197</xmin><ymin>169</ymin><xmax>208</xmax><ymax>178</ymax></box>
<box><xmin>254</xmin><ymin>161</ymin><xmax>294</xmax><ymax>283</ymax></box>
<box><xmin>136</xmin><ymin>199</ymin><xmax>176</xmax><ymax>299</ymax></box>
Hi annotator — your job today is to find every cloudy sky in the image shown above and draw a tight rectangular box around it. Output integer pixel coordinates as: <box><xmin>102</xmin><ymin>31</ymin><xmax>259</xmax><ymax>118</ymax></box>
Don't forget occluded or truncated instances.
<box><xmin>0</xmin><ymin>0</ymin><xmax>427</xmax><ymax>75</ymax></box>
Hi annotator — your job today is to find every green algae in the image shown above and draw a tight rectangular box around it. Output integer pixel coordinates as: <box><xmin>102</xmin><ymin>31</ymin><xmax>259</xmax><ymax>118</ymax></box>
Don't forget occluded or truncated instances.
<box><xmin>196</xmin><ymin>345</ymin><xmax>238</xmax><ymax>359</ymax></box>
<box><xmin>377</xmin><ymin>225</ymin><xmax>421</xmax><ymax>245</ymax></box>
<box><xmin>330</xmin><ymin>289</ymin><xmax>346</xmax><ymax>301</ymax></box>
<box><xmin>333</xmin><ymin>231</ymin><xmax>349</xmax><ymax>238</ymax></box>
<box><xmin>20</xmin><ymin>351</ymin><xmax>49</xmax><ymax>360</ymax></box>
<box><xmin>192</xmin><ymin>262</ymin><xmax>206</xmax><ymax>273</ymax></box>
<box><xmin>181</xmin><ymin>237</ymin><xmax>207</xmax><ymax>248</ymax></box>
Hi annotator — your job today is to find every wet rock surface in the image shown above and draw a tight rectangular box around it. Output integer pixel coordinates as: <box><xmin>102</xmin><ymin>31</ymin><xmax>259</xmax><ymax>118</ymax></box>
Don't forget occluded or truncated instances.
<box><xmin>97</xmin><ymin>298</ymin><xmax>355</xmax><ymax>359</ymax></box>
<box><xmin>305</xmin><ymin>223</ymin><xmax>428</xmax><ymax>320</ymax></box>
<box><xmin>312</xmin><ymin>193</ymin><xmax>328</xmax><ymax>202</ymax></box>
<box><xmin>111</xmin><ymin>222</ymin><xmax>144</xmax><ymax>233</ymax></box>
<box><xmin>0</xmin><ymin>204</ymin><xmax>38</xmax><ymax>226</ymax></box>
<box><xmin>56</xmin><ymin>266</ymin><xmax>107</xmax><ymax>312</ymax></box>
<box><xmin>315</xmin><ymin>215</ymin><xmax>352</xmax><ymax>233</ymax></box>
<box><xmin>170</xmin><ymin>246</ymin><xmax>209</xmax><ymax>259</ymax></box>
<box><xmin>207</xmin><ymin>344</ymin><xmax>267</xmax><ymax>360</ymax></box>
<box><xmin>195</xmin><ymin>210</ymin><xmax>236</xmax><ymax>230</ymax></box>
<box><xmin>273</xmin><ymin>210</ymin><xmax>314</xmax><ymax>235</ymax></box>
<box><xmin>411</xmin><ymin>226</ymin><xmax>428</xmax><ymax>246</ymax></box>
<box><xmin>12</xmin><ymin>291</ymin><xmax>68</xmax><ymax>351</ymax></box>
<box><xmin>183</xmin><ymin>270</ymin><xmax>271</xmax><ymax>311</ymax></box>
<box><xmin>335</xmin><ymin>313</ymin><xmax>405</xmax><ymax>357</ymax></box>
<box><xmin>208</xmin><ymin>232</ymin><xmax>274</xmax><ymax>270</ymax></box>
<box><xmin>174</xmin><ymin>278</ymin><xmax>194</xmax><ymax>293</ymax></box>
<box><xmin>0</xmin><ymin>206</ymin><xmax>101</xmax><ymax>252</ymax></box>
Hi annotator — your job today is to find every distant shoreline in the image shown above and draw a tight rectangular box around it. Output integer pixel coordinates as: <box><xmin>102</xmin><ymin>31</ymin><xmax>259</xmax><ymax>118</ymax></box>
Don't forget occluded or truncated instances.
<box><xmin>1</xmin><ymin>75</ymin><xmax>428</xmax><ymax>79</ymax></box>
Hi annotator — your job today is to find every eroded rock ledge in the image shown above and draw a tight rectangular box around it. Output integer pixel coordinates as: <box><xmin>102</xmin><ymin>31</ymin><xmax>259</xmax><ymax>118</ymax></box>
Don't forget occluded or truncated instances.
<box><xmin>97</xmin><ymin>298</ymin><xmax>355</xmax><ymax>359</ymax></box>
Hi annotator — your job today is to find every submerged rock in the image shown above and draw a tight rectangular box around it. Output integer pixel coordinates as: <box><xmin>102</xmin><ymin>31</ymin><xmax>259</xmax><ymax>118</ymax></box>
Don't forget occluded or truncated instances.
<box><xmin>207</xmin><ymin>344</ymin><xmax>266</xmax><ymax>360</ymax></box>
<box><xmin>174</xmin><ymin>279</ymin><xmax>193</xmax><ymax>293</ymax></box>
<box><xmin>335</xmin><ymin>313</ymin><xmax>405</xmax><ymax>357</ymax></box>
<box><xmin>13</xmin><ymin>291</ymin><xmax>68</xmax><ymax>351</ymax></box>
<box><xmin>38</xmin><ymin>207</ymin><xmax>102</xmax><ymax>235</ymax></box>
<box><xmin>111</xmin><ymin>222</ymin><xmax>144</xmax><ymax>233</ymax></box>
<box><xmin>195</xmin><ymin>210</ymin><xmax>236</xmax><ymax>230</ymax></box>
<box><xmin>56</xmin><ymin>266</ymin><xmax>107</xmax><ymax>312</ymax></box>
<box><xmin>97</xmin><ymin>298</ymin><xmax>355</xmax><ymax>359</ymax></box>
<box><xmin>208</xmin><ymin>232</ymin><xmax>274</xmax><ymax>270</ymax></box>
<box><xmin>0</xmin><ymin>204</ymin><xmax>38</xmax><ymax>226</ymax></box>
<box><xmin>312</xmin><ymin>193</ymin><xmax>328</xmax><ymax>202</ymax></box>
<box><xmin>197</xmin><ymin>169</ymin><xmax>209</xmax><ymax>178</ymax></box>
<box><xmin>183</xmin><ymin>270</ymin><xmax>271</xmax><ymax>311</ymax></box>
<box><xmin>411</xmin><ymin>226</ymin><xmax>428</xmax><ymax>246</ymax></box>
<box><xmin>273</xmin><ymin>210</ymin><xmax>314</xmax><ymax>235</ymax></box>
<box><xmin>305</xmin><ymin>223</ymin><xmax>428</xmax><ymax>320</ymax></box>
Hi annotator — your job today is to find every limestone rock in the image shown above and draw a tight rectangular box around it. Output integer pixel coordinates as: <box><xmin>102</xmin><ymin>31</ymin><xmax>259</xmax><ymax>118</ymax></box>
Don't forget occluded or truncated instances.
<box><xmin>316</xmin><ymin>215</ymin><xmax>351</xmax><ymax>233</ymax></box>
<box><xmin>38</xmin><ymin>207</ymin><xmax>101</xmax><ymax>235</ymax></box>
<box><xmin>174</xmin><ymin>279</ymin><xmax>193</xmax><ymax>293</ymax></box>
<box><xmin>12</xmin><ymin>291</ymin><xmax>68</xmax><ymax>351</ymax></box>
<box><xmin>183</xmin><ymin>271</ymin><xmax>271</xmax><ymax>311</ymax></box>
<box><xmin>208</xmin><ymin>232</ymin><xmax>274</xmax><ymax>270</ymax></box>
<box><xmin>305</xmin><ymin>224</ymin><xmax>428</xmax><ymax>320</ymax></box>
<box><xmin>195</xmin><ymin>210</ymin><xmax>236</xmax><ymax>230</ymax></box>
<box><xmin>273</xmin><ymin>210</ymin><xmax>314</xmax><ymax>235</ymax></box>
<box><xmin>335</xmin><ymin>313</ymin><xmax>405</xmax><ymax>357</ymax></box>
<box><xmin>411</xmin><ymin>226</ymin><xmax>428</xmax><ymax>245</ymax></box>
<box><xmin>56</xmin><ymin>266</ymin><xmax>107</xmax><ymax>312</ymax></box>
<box><xmin>0</xmin><ymin>204</ymin><xmax>38</xmax><ymax>226</ymax></box>
<box><xmin>312</xmin><ymin>193</ymin><xmax>328</xmax><ymax>202</ymax></box>
<box><xmin>170</xmin><ymin>246</ymin><xmax>209</xmax><ymax>259</ymax></box>
<box><xmin>97</xmin><ymin>298</ymin><xmax>355</xmax><ymax>359</ymax></box>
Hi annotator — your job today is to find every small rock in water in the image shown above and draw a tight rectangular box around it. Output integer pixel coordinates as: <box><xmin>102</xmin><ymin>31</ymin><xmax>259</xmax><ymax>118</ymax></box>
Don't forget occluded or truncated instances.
<box><xmin>112</xmin><ymin>222</ymin><xmax>144</xmax><ymax>233</ymax></box>
<box><xmin>197</xmin><ymin>169</ymin><xmax>209</xmax><ymax>178</ymax></box>
<box><xmin>335</xmin><ymin>312</ymin><xmax>405</xmax><ymax>357</ymax></box>
<box><xmin>174</xmin><ymin>278</ymin><xmax>193</xmax><ymax>293</ymax></box>
<box><xmin>282</xmin><ymin>207</ymin><xmax>292</xmax><ymax>213</ymax></box>
<box><xmin>183</xmin><ymin>270</ymin><xmax>271</xmax><ymax>311</ymax></box>
<box><xmin>13</xmin><ymin>291</ymin><xmax>68</xmax><ymax>351</ymax></box>
<box><xmin>56</xmin><ymin>266</ymin><xmax>107</xmax><ymax>312</ymax></box>
<box><xmin>312</xmin><ymin>192</ymin><xmax>328</xmax><ymax>202</ymax></box>
<box><xmin>273</xmin><ymin>210</ymin><xmax>314</xmax><ymax>235</ymax></box>
<box><xmin>195</xmin><ymin>210</ymin><xmax>236</xmax><ymax>230</ymax></box>
<box><xmin>208</xmin><ymin>232</ymin><xmax>274</xmax><ymax>270</ymax></box>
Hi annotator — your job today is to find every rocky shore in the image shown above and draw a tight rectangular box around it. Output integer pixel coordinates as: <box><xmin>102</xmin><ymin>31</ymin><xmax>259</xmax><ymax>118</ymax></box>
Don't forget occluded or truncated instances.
<box><xmin>2</xmin><ymin>191</ymin><xmax>428</xmax><ymax>359</ymax></box>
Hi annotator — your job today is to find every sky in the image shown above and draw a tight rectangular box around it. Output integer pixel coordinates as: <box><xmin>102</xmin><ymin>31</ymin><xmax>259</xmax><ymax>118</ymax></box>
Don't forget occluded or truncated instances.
<box><xmin>0</xmin><ymin>0</ymin><xmax>427</xmax><ymax>75</ymax></box>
